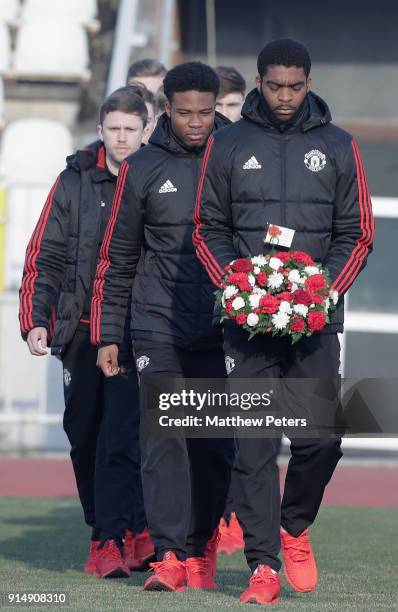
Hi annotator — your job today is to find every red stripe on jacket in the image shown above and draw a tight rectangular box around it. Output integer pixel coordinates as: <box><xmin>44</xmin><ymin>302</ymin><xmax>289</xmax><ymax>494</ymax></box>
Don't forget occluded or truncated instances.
<box><xmin>19</xmin><ymin>176</ymin><xmax>61</xmax><ymax>333</ymax></box>
<box><xmin>193</xmin><ymin>135</ymin><xmax>225</xmax><ymax>287</ymax></box>
<box><xmin>90</xmin><ymin>160</ymin><xmax>129</xmax><ymax>345</ymax></box>
<box><xmin>332</xmin><ymin>139</ymin><xmax>374</xmax><ymax>294</ymax></box>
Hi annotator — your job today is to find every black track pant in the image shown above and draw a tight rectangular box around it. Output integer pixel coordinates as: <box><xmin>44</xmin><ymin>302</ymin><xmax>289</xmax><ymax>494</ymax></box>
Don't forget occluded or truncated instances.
<box><xmin>62</xmin><ymin>326</ymin><xmax>145</xmax><ymax>542</ymax></box>
<box><xmin>133</xmin><ymin>339</ymin><xmax>235</xmax><ymax>560</ymax></box>
<box><xmin>223</xmin><ymin>328</ymin><xmax>343</xmax><ymax>572</ymax></box>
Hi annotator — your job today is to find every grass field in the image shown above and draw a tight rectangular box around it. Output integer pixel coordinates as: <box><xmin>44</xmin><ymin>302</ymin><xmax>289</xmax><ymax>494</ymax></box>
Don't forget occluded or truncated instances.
<box><xmin>0</xmin><ymin>499</ymin><xmax>396</xmax><ymax>611</ymax></box>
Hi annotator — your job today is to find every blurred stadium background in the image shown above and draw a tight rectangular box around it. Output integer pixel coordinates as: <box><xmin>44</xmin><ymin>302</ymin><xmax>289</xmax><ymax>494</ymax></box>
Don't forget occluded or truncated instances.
<box><xmin>0</xmin><ymin>0</ymin><xmax>397</xmax><ymax>456</ymax></box>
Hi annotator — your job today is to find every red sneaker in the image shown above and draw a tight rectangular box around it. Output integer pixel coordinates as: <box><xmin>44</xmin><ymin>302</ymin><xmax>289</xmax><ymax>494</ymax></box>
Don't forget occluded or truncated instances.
<box><xmin>280</xmin><ymin>528</ymin><xmax>318</xmax><ymax>592</ymax></box>
<box><xmin>229</xmin><ymin>513</ymin><xmax>244</xmax><ymax>549</ymax></box>
<box><xmin>95</xmin><ymin>539</ymin><xmax>131</xmax><ymax>579</ymax></box>
<box><xmin>240</xmin><ymin>565</ymin><xmax>281</xmax><ymax>605</ymax></box>
<box><xmin>217</xmin><ymin>517</ymin><xmax>238</xmax><ymax>555</ymax></box>
<box><xmin>144</xmin><ymin>551</ymin><xmax>186</xmax><ymax>592</ymax></box>
<box><xmin>123</xmin><ymin>529</ymin><xmax>135</xmax><ymax>569</ymax></box>
<box><xmin>128</xmin><ymin>527</ymin><xmax>155</xmax><ymax>571</ymax></box>
<box><xmin>83</xmin><ymin>540</ymin><xmax>100</xmax><ymax>575</ymax></box>
<box><xmin>186</xmin><ymin>529</ymin><xmax>219</xmax><ymax>590</ymax></box>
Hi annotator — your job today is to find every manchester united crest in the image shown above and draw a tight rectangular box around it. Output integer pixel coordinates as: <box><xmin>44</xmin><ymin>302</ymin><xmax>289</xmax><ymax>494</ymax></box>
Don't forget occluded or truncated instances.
<box><xmin>304</xmin><ymin>149</ymin><xmax>326</xmax><ymax>172</ymax></box>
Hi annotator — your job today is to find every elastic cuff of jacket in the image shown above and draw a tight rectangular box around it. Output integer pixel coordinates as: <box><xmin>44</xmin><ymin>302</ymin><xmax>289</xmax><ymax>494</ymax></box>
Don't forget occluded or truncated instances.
<box><xmin>99</xmin><ymin>342</ymin><xmax>119</xmax><ymax>348</ymax></box>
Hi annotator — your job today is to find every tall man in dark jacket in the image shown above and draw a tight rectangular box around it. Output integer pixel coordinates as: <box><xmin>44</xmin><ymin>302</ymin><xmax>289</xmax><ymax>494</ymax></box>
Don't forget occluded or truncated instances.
<box><xmin>195</xmin><ymin>39</ymin><xmax>374</xmax><ymax>605</ymax></box>
<box><xmin>19</xmin><ymin>88</ymin><xmax>149</xmax><ymax>579</ymax></box>
<box><xmin>93</xmin><ymin>62</ymin><xmax>234</xmax><ymax>593</ymax></box>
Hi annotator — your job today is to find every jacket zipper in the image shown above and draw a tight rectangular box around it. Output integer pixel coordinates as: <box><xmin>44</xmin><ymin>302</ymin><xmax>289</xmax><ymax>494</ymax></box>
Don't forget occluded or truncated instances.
<box><xmin>280</xmin><ymin>136</ymin><xmax>288</xmax><ymax>227</ymax></box>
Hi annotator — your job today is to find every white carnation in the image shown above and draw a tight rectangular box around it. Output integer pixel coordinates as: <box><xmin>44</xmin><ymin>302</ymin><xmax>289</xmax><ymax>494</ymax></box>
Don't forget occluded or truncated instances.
<box><xmin>291</xmin><ymin>282</ymin><xmax>299</xmax><ymax>292</ymax></box>
<box><xmin>279</xmin><ymin>301</ymin><xmax>292</xmax><ymax>314</ymax></box>
<box><xmin>269</xmin><ymin>257</ymin><xmax>283</xmax><ymax>271</ymax></box>
<box><xmin>304</xmin><ymin>266</ymin><xmax>320</xmax><ymax>276</ymax></box>
<box><xmin>248</xmin><ymin>275</ymin><xmax>256</xmax><ymax>286</ymax></box>
<box><xmin>251</xmin><ymin>255</ymin><xmax>267</xmax><ymax>266</ymax></box>
<box><xmin>293</xmin><ymin>304</ymin><xmax>308</xmax><ymax>317</ymax></box>
<box><xmin>272</xmin><ymin>311</ymin><xmax>290</xmax><ymax>329</ymax></box>
<box><xmin>253</xmin><ymin>266</ymin><xmax>261</xmax><ymax>274</ymax></box>
<box><xmin>252</xmin><ymin>287</ymin><xmax>266</xmax><ymax>295</ymax></box>
<box><xmin>324</xmin><ymin>298</ymin><xmax>330</xmax><ymax>311</ymax></box>
<box><xmin>247</xmin><ymin>313</ymin><xmax>259</xmax><ymax>327</ymax></box>
<box><xmin>224</xmin><ymin>285</ymin><xmax>238</xmax><ymax>299</ymax></box>
<box><xmin>267</xmin><ymin>272</ymin><xmax>284</xmax><ymax>289</ymax></box>
<box><xmin>232</xmin><ymin>296</ymin><xmax>245</xmax><ymax>310</ymax></box>
<box><xmin>249</xmin><ymin>293</ymin><xmax>261</xmax><ymax>308</ymax></box>
<box><xmin>330</xmin><ymin>290</ymin><xmax>339</xmax><ymax>305</ymax></box>
<box><xmin>288</xmin><ymin>269</ymin><xmax>301</xmax><ymax>283</ymax></box>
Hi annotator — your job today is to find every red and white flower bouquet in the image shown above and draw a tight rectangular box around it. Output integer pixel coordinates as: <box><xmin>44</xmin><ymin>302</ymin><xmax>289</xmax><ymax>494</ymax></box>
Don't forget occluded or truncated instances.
<box><xmin>218</xmin><ymin>251</ymin><xmax>339</xmax><ymax>343</ymax></box>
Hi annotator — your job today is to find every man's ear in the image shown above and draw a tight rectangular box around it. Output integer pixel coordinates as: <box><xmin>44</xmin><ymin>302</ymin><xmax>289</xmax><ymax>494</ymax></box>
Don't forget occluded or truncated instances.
<box><xmin>97</xmin><ymin>124</ymin><xmax>104</xmax><ymax>142</ymax></box>
<box><xmin>255</xmin><ymin>75</ymin><xmax>262</xmax><ymax>92</ymax></box>
<box><xmin>306</xmin><ymin>77</ymin><xmax>312</xmax><ymax>93</ymax></box>
<box><xmin>165</xmin><ymin>98</ymin><xmax>171</xmax><ymax>117</ymax></box>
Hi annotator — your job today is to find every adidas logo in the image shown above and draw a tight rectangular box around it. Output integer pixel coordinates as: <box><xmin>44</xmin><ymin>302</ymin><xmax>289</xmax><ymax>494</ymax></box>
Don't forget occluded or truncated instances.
<box><xmin>159</xmin><ymin>179</ymin><xmax>177</xmax><ymax>193</ymax></box>
<box><xmin>243</xmin><ymin>156</ymin><xmax>262</xmax><ymax>170</ymax></box>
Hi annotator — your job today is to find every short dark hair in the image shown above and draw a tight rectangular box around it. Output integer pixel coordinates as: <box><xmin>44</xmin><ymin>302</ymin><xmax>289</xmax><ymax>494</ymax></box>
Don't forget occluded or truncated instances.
<box><xmin>257</xmin><ymin>38</ymin><xmax>311</xmax><ymax>79</ymax></box>
<box><xmin>215</xmin><ymin>66</ymin><xmax>246</xmax><ymax>97</ymax></box>
<box><xmin>99</xmin><ymin>87</ymin><xmax>148</xmax><ymax>126</ymax></box>
<box><xmin>119</xmin><ymin>83</ymin><xmax>156</xmax><ymax>112</ymax></box>
<box><xmin>163</xmin><ymin>61</ymin><xmax>220</xmax><ymax>102</ymax></box>
<box><xmin>127</xmin><ymin>58</ymin><xmax>167</xmax><ymax>82</ymax></box>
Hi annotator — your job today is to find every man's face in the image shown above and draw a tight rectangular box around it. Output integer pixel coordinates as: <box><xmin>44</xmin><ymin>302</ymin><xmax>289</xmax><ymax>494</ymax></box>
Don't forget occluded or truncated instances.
<box><xmin>98</xmin><ymin>111</ymin><xmax>144</xmax><ymax>169</ymax></box>
<box><xmin>142</xmin><ymin>102</ymin><xmax>156</xmax><ymax>145</ymax></box>
<box><xmin>256</xmin><ymin>65</ymin><xmax>311</xmax><ymax>123</ymax></box>
<box><xmin>166</xmin><ymin>90</ymin><xmax>216</xmax><ymax>148</ymax></box>
<box><xmin>216</xmin><ymin>92</ymin><xmax>244</xmax><ymax>122</ymax></box>
<box><xmin>127</xmin><ymin>75</ymin><xmax>164</xmax><ymax>94</ymax></box>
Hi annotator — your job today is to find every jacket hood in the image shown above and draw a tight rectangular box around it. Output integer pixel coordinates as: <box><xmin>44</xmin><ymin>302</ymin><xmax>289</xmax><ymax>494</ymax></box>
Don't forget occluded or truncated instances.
<box><xmin>148</xmin><ymin>112</ymin><xmax>230</xmax><ymax>154</ymax></box>
<box><xmin>241</xmin><ymin>88</ymin><xmax>331</xmax><ymax>132</ymax></box>
<box><xmin>66</xmin><ymin>140</ymin><xmax>105</xmax><ymax>172</ymax></box>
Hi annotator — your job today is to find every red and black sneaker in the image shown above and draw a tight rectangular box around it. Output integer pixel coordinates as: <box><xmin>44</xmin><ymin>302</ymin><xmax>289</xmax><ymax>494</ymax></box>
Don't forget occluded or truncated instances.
<box><xmin>83</xmin><ymin>540</ymin><xmax>100</xmax><ymax>575</ymax></box>
<box><xmin>128</xmin><ymin>527</ymin><xmax>155</xmax><ymax>571</ymax></box>
<box><xmin>123</xmin><ymin>529</ymin><xmax>135</xmax><ymax>569</ymax></box>
<box><xmin>240</xmin><ymin>564</ymin><xmax>281</xmax><ymax>605</ymax></box>
<box><xmin>144</xmin><ymin>551</ymin><xmax>186</xmax><ymax>592</ymax></box>
<box><xmin>280</xmin><ymin>528</ymin><xmax>318</xmax><ymax>592</ymax></box>
<box><xmin>95</xmin><ymin>539</ymin><xmax>131</xmax><ymax>579</ymax></box>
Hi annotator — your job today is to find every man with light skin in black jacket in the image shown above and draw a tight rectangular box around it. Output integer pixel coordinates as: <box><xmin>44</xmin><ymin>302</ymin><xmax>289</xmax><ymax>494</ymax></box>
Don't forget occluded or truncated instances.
<box><xmin>194</xmin><ymin>39</ymin><xmax>374</xmax><ymax>605</ymax></box>
<box><xmin>20</xmin><ymin>88</ymin><xmax>151</xmax><ymax>579</ymax></box>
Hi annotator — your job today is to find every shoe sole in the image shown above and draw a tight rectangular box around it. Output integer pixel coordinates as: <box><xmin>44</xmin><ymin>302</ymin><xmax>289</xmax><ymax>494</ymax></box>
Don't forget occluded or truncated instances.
<box><xmin>144</xmin><ymin>577</ymin><xmax>185</xmax><ymax>592</ymax></box>
<box><xmin>95</xmin><ymin>567</ymin><xmax>131</xmax><ymax>579</ymax></box>
<box><xmin>283</xmin><ymin>566</ymin><xmax>317</xmax><ymax>593</ymax></box>
<box><xmin>241</xmin><ymin>596</ymin><xmax>280</xmax><ymax>605</ymax></box>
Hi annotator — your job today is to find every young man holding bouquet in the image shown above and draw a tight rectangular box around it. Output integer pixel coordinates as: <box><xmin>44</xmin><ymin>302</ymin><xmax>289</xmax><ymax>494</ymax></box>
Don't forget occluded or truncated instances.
<box><xmin>195</xmin><ymin>38</ymin><xmax>374</xmax><ymax>605</ymax></box>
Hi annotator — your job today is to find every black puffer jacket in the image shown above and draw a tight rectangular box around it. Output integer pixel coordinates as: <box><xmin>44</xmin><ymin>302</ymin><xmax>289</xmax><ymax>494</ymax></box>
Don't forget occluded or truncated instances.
<box><xmin>19</xmin><ymin>142</ymin><xmax>130</xmax><ymax>356</ymax></box>
<box><xmin>194</xmin><ymin>89</ymin><xmax>375</xmax><ymax>332</ymax></box>
<box><xmin>91</xmin><ymin>113</ymin><xmax>229</xmax><ymax>348</ymax></box>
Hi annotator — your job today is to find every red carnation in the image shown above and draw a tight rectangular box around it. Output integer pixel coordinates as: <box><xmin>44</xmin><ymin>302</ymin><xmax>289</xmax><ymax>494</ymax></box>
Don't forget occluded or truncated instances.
<box><xmin>231</xmin><ymin>258</ymin><xmax>254</xmax><ymax>273</ymax></box>
<box><xmin>236</xmin><ymin>312</ymin><xmax>248</xmax><ymax>325</ymax></box>
<box><xmin>291</xmin><ymin>251</ymin><xmax>315</xmax><ymax>266</ymax></box>
<box><xmin>291</xmin><ymin>316</ymin><xmax>306</xmax><ymax>333</ymax></box>
<box><xmin>310</xmin><ymin>292</ymin><xmax>324</xmax><ymax>305</ymax></box>
<box><xmin>308</xmin><ymin>311</ymin><xmax>326</xmax><ymax>332</ymax></box>
<box><xmin>225</xmin><ymin>300</ymin><xmax>233</xmax><ymax>314</ymax></box>
<box><xmin>292</xmin><ymin>289</ymin><xmax>312</xmax><ymax>306</ymax></box>
<box><xmin>305</xmin><ymin>274</ymin><xmax>327</xmax><ymax>292</ymax></box>
<box><xmin>257</xmin><ymin>272</ymin><xmax>268</xmax><ymax>287</ymax></box>
<box><xmin>228</xmin><ymin>272</ymin><xmax>252</xmax><ymax>292</ymax></box>
<box><xmin>277</xmin><ymin>252</ymin><xmax>292</xmax><ymax>263</ymax></box>
<box><xmin>278</xmin><ymin>291</ymin><xmax>292</xmax><ymax>302</ymax></box>
<box><xmin>260</xmin><ymin>294</ymin><xmax>280</xmax><ymax>314</ymax></box>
